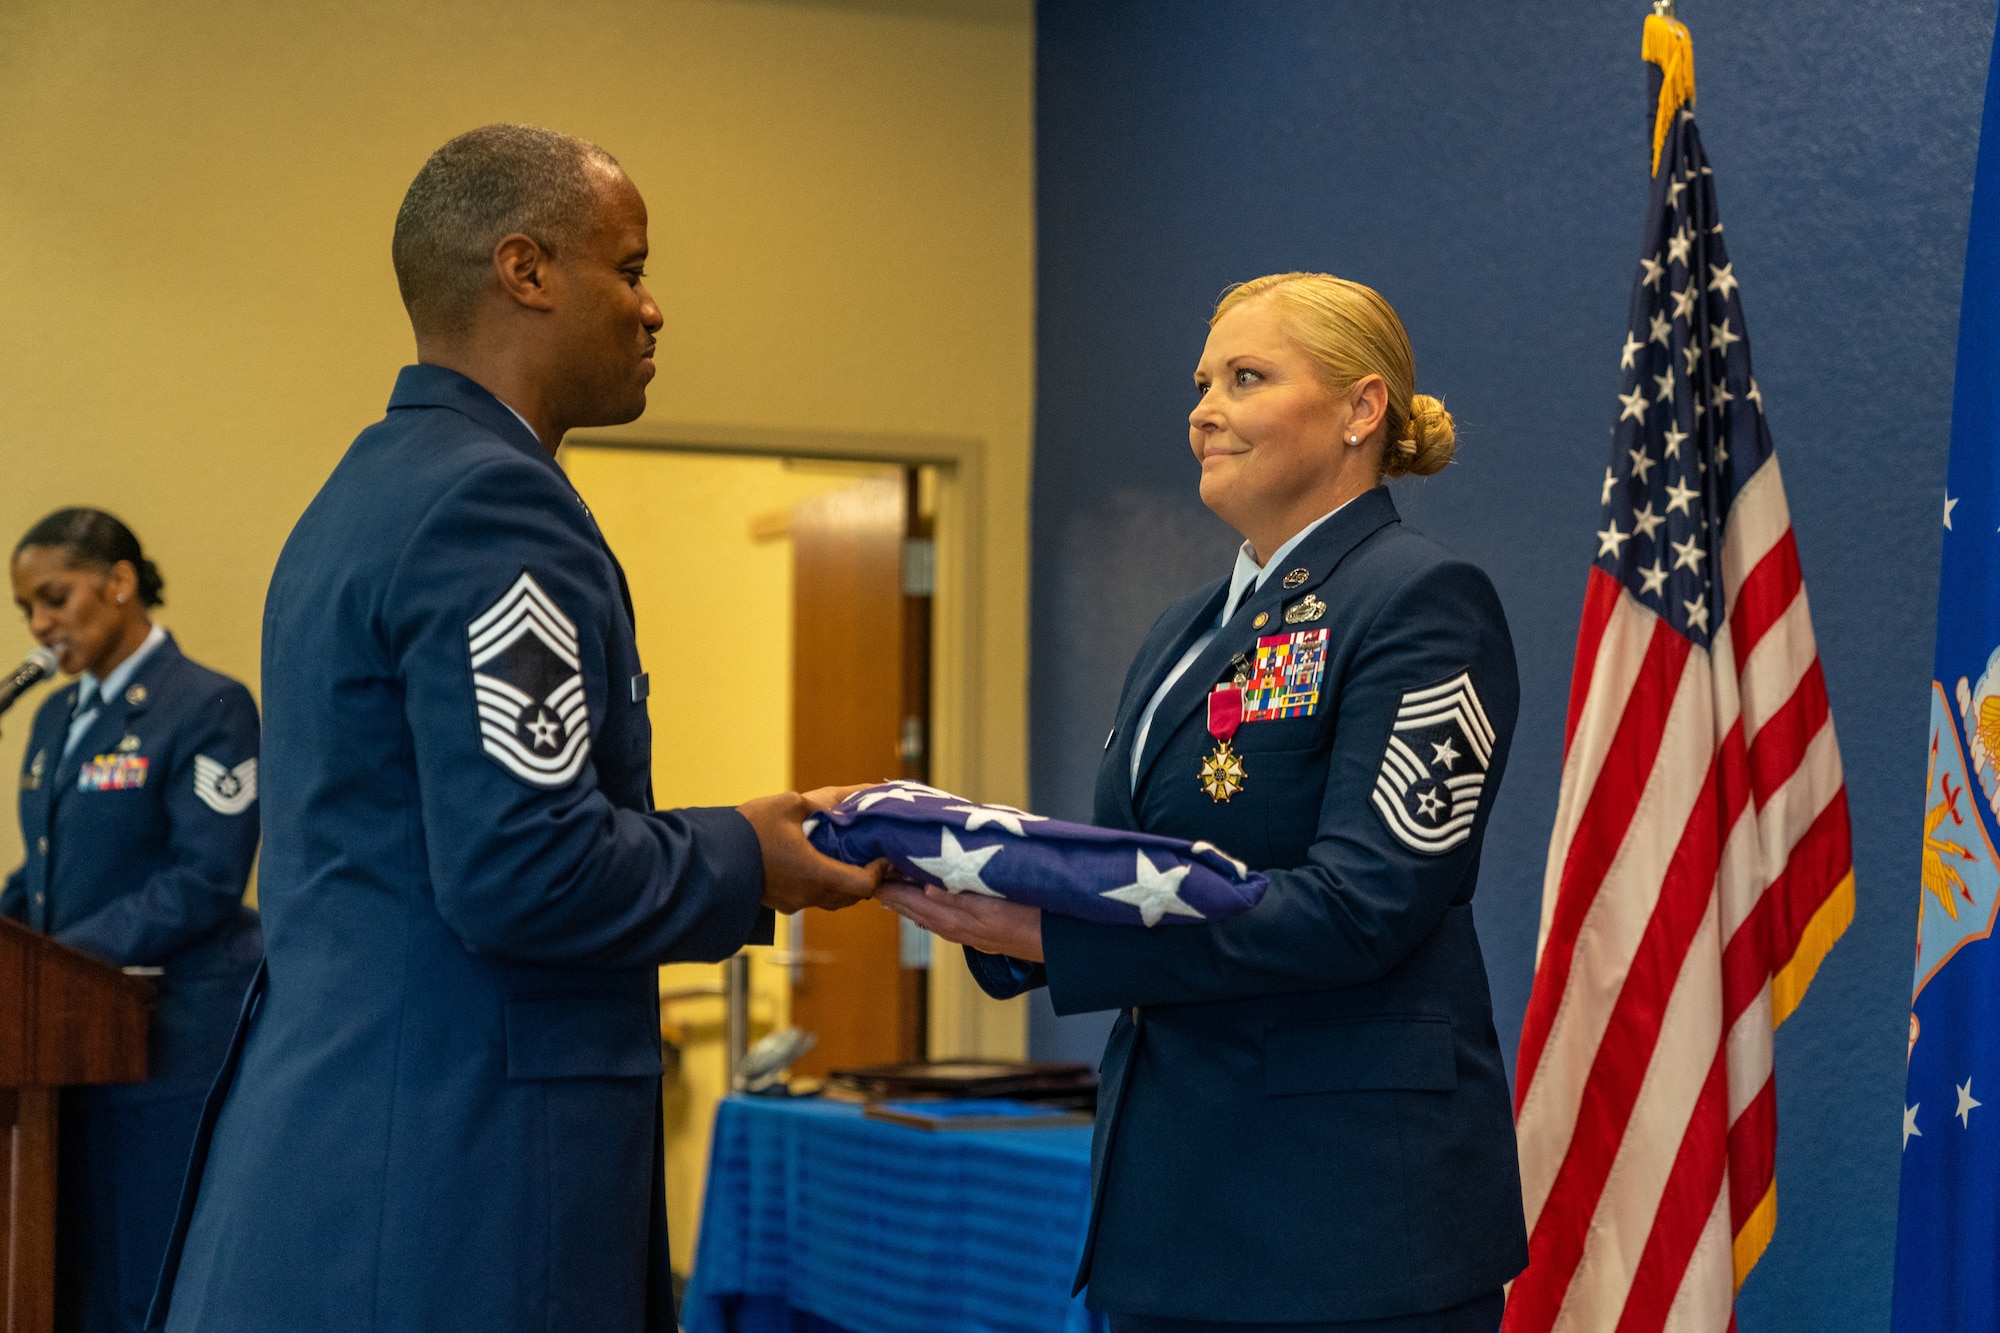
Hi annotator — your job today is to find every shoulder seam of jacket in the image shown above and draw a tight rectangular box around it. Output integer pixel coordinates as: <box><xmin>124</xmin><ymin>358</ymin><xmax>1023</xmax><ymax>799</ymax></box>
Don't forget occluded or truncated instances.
<box><xmin>380</xmin><ymin>446</ymin><xmax>585</xmax><ymax>622</ymax></box>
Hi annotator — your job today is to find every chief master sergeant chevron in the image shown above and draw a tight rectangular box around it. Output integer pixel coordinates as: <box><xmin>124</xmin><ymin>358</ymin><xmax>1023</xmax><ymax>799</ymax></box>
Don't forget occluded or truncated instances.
<box><xmin>146</xmin><ymin>125</ymin><xmax>885</xmax><ymax>1333</ymax></box>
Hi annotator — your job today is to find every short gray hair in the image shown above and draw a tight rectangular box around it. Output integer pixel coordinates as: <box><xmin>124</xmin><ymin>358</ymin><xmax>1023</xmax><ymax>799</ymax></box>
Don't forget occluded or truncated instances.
<box><xmin>391</xmin><ymin>124</ymin><xmax>621</xmax><ymax>336</ymax></box>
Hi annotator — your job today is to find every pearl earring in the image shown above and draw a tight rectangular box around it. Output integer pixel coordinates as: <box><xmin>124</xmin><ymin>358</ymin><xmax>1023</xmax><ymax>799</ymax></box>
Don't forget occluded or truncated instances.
<box><xmin>1348</xmin><ymin>435</ymin><xmax>1359</xmax><ymax>445</ymax></box>
<box><xmin>117</xmin><ymin>594</ymin><xmax>128</xmax><ymax>604</ymax></box>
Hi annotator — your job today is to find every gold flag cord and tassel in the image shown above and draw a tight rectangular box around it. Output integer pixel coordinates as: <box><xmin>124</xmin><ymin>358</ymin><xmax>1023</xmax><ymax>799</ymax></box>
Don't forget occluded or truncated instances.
<box><xmin>1642</xmin><ymin>9</ymin><xmax>1696</xmax><ymax>175</ymax></box>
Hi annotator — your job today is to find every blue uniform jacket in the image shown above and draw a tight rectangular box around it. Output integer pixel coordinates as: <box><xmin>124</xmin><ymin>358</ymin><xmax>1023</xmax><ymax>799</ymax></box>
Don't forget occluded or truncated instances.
<box><xmin>970</xmin><ymin>488</ymin><xmax>1529</xmax><ymax>1323</ymax></box>
<box><xmin>151</xmin><ymin>366</ymin><xmax>769</xmax><ymax>1333</ymax></box>
<box><xmin>1</xmin><ymin>634</ymin><xmax>262</xmax><ymax>1101</ymax></box>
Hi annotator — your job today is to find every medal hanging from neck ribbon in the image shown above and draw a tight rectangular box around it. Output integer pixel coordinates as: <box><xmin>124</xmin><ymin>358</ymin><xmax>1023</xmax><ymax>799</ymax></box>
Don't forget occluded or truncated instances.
<box><xmin>1198</xmin><ymin>684</ymin><xmax>1247</xmax><ymax>802</ymax></box>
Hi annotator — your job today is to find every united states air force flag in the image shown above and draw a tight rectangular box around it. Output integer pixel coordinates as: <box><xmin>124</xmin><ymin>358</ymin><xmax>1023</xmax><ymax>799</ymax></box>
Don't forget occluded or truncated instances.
<box><xmin>805</xmin><ymin>781</ymin><xmax>1267</xmax><ymax>927</ymax></box>
<box><xmin>1893</xmin><ymin>18</ymin><xmax>2000</xmax><ymax>1331</ymax></box>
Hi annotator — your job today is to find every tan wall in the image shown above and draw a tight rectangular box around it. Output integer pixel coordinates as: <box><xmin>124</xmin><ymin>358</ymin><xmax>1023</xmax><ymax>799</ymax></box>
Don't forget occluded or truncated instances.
<box><xmin>0</xmin><ymin>8</ymin><xmax>1031</xmax><ymax>918</ymax></box>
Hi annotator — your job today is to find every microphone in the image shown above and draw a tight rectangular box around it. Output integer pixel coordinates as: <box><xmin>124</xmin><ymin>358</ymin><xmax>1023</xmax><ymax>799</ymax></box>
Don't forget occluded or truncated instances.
<box><xmin>0</xmin><ymin>647</ymin><xmax>59</xmax><ymax>719</ymax></box>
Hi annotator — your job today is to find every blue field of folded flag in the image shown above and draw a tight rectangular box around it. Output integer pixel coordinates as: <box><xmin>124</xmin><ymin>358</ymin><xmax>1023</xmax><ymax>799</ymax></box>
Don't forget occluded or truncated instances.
<box><xmin>804</xmin><ymin>781</ymin><xmax>1267</xmax><ymax>927</ymax></box>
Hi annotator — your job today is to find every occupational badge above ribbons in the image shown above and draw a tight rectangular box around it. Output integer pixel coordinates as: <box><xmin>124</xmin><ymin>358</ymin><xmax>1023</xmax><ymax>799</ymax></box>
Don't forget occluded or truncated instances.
<box><xmin>804</xmin><ymin>782</ymin><xmax>1268</xmax><ymax>927</ymax></box>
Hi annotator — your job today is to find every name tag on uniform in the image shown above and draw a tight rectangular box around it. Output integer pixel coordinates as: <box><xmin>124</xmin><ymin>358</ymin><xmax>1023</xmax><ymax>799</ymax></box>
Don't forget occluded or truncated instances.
<box><xmin>78</xmin><ymin>754</ymin><xmax>149</xmax><ymax>792</ymax></box>
<box><xmin>1240</xmin><ymin>629</ymin><xmax>1330</xmax><ymax>722</ymax></box>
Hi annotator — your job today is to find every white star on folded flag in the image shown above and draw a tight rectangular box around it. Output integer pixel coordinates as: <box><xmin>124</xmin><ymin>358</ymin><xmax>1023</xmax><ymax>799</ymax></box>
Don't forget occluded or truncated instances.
<box><xmin>909</xmin><ymin>828</ymin><xmax>1004</xmax><ymax>896</ymax></box>
<box><xmin>1099</xmin><ymin>850</ymin><xmax>1201</xmax><ymax>926</ymax></box>
<box><xmin>945</xmin><ymin>803</ymin><xmax>1049</xmax><ymax>836</ymax></box>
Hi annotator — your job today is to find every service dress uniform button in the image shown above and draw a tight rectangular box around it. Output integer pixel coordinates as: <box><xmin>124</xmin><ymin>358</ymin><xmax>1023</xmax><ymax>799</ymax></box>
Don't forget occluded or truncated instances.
<box><xmin>37</xmin><ymin>836</ymin><xmax>48</xmax><ymax>854</ymax></box>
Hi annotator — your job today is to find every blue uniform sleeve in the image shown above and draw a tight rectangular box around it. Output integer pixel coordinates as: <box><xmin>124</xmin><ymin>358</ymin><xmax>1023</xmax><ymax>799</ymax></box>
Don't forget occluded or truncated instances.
<box><xmin>387</xmin><ymin>455</ymin><xmax>765</xmax><ymax>971</ymax></box>
<box><xmin>55</xmin><ymin>683</ymin><xmax>261</xmax><ymax>965</ymax></box>
<box><xmin>1040</xmin><ymin>561</ymin><xmax>1519</xmax><ymax>1014</ymax></box>
<box><xmin>963</xmin><ymin>945</ymin><xmax>1044</xmax><ymax>999</ymax></box>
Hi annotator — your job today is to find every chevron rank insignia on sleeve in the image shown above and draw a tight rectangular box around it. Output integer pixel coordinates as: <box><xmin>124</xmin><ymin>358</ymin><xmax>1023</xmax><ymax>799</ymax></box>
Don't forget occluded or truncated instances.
<box><xmin>1371</xmin><ymin>671</ymin><xmax>1494</xmax><ymax>855</ymax></box>
<box><xmin>194</xmin><ymin>755</ymin><xmax>258</xmax><ymax>815</ymax></box>
<box><xmin>468</xmin><ymin>571</ymin><xmax>592</xmax><ymax>788</ymax></box>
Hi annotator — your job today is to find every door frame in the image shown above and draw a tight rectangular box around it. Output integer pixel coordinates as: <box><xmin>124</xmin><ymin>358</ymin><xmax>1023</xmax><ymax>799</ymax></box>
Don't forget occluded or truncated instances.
<box><xmin>564</xmin><ymin>422</ymin><xmax>1019</xmax><ymax>1061</ymax></box>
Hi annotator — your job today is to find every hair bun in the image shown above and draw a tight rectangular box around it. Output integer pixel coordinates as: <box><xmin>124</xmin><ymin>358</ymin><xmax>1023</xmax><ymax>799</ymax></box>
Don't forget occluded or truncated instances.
<box><xmin>1386</xmin><ymin>393</ymin><xmax>1457</xmax><ymax>478</ymax></box>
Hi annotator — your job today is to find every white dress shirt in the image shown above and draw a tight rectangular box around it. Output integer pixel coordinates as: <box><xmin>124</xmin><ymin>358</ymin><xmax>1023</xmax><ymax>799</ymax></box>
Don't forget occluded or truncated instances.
<box><xmin>1128</xmin><ymin>499</ymin><xmax>1354</xmax><ymax>793</ymax></box>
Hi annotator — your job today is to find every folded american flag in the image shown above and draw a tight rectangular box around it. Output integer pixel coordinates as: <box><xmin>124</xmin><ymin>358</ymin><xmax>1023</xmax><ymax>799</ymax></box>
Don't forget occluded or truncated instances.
<box><xmin>804</xmin><ymin>781</ymin><xmax>1268</xmax><ymax>926</ymax></box>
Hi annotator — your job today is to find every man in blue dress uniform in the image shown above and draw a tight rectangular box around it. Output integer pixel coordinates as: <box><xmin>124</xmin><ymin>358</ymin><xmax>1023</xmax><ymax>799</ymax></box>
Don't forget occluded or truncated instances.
<box><xmin>149</xmin><ymin>125</ymin><xmax>882</xmax><ymax>1333</ymax></box>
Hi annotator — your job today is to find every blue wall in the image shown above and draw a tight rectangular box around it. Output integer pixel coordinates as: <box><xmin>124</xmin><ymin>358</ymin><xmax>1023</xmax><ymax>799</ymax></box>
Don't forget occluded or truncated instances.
<box><xmin>1028</xmin><ymin>2</ymin><xmax>1994</xmax><ymax>1327</ymax></box>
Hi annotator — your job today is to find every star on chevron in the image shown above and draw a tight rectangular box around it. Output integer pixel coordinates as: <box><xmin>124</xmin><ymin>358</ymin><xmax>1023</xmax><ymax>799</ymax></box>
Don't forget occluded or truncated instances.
<box><xmin>945</xmin><ymin>803</ymin><xmax>1048</xmax><ymax>837</ymax></box>
<box><xmin>1957</xmin><ymin>1078</ymin><xmax>1982</xmax><ymax>1127</ymax></box>
<box><xmin>1431</xmin><ymin>736</ymin><xmax>1461</xmax><ymax>770</ymax></box>
<box><xmin>524</xmin><ymin>710</ymin><xmax>561</xmax><ymax>750</ymax></box>
<box><xmin>1620</xmin><ymin>332</ymin><xmax>1644</xmax><ymax>369</ymax></box>
<box><xmin>1100</xmin><ymin>850</ymin><xmax>1202</xmax><ymax>927</ymax></box>
<box><xmin>1708</xmin><ymin>262</ymin><xmax>1738</xmax><ymax>299</ymax></box>
<box><xmin>1904</xmin><ymin>1103</ymin><xmax>1922</xmax><ymax>1149</ymax></box>
<box><xmin>909</xmin><ymin>828</ymin><xmax>1004</xmax><ymax>896</ymax></box>
<box><xmin>1665</xmin><ymin>478</ymin><xmax>1700</xmax><ymax>516</ymax></box>
<box><xmin>1619</xmin><ymin>388</ymin><xmax>1649</xmax><ymax>423</ymax></box>
<box><xmin>1414</xmin><ymin>787</ymin><xmax>1446</xmax><ymax>820</ymax></box>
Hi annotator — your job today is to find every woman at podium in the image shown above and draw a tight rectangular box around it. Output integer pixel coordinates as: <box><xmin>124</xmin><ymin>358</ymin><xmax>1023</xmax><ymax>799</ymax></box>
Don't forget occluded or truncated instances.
<box><xmin>1</xmin><ymin>508</ymin><xmax>261</xmax><ymax>1333</ymax></box>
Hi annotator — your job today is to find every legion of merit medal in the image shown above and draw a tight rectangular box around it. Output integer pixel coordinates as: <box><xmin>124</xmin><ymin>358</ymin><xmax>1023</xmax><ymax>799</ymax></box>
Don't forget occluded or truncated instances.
<box><xmin>1199</xmin><ymin>683</ymin><xmax>1247</xmax><ymax>802</ymax></box>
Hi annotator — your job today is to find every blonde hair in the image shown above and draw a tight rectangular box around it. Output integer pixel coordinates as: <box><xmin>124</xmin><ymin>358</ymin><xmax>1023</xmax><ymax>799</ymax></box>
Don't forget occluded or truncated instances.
<box><xmin>1211</xmin><ymin>272</ymin><xmax>1456</xmax><ymax>478</ymax></box>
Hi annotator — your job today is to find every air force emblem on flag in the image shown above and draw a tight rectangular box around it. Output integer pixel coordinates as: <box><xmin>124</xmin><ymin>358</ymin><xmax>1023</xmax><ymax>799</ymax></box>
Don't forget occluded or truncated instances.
<box><xmin>468</xmin><ymin>572</ymin><xmax>591</xmax><ymax>788</ymax></box>
<box><xmin>193</xmin><ymin>755</ymin><xmax>257</xmax><ymax>815</ymax></box>
<box><xmin>1371</xmin><ymin>671</ymin><xmax>1494</xmax><ymax>855</ymax></box>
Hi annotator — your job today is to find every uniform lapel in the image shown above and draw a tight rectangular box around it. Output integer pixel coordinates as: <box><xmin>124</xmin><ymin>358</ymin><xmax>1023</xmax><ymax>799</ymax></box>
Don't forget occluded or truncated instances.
<box><xmin>1130</xmin><ymin>487</ymin><xmax>1401</xmax><ymax>799</ymax></box>
<box><xmin>1105</xmin><ymin>579</ymin><xmax>1231</xmax><ymax>827</ymax></box>
<box><xmin>21</xmin><ymin>687</ymin><xmax>69</xmax><ymax>848</ymax></box>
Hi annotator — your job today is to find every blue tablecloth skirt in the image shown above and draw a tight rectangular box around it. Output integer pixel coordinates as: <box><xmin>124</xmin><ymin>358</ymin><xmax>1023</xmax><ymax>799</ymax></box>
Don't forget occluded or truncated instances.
<box><xmin>684</xmin><ymin>1096</ymin><xmax>1107</xmax><ymax>1333</ymax></box>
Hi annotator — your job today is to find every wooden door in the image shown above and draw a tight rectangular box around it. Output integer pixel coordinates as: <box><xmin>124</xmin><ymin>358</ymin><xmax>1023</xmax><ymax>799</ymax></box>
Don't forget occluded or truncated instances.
<box><xmin>788</xmin><ymin>468</ymin><xmax>932</xmax><ymax>1076</ymax></box>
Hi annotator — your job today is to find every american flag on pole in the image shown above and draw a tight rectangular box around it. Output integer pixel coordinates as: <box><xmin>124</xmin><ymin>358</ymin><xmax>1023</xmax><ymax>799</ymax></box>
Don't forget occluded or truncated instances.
<box><xmin>1505</xmin><ymin>15</ymin><xmax>1855</xmax><ymax>1332</ymax></box>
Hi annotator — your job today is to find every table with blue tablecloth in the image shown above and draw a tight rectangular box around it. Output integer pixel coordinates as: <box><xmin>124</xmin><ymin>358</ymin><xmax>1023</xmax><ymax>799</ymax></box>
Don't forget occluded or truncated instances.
<box><xmin>683</xmin><ymin>1095</ymin><xmax>1107</xmax><ymax>1333</ymax></box>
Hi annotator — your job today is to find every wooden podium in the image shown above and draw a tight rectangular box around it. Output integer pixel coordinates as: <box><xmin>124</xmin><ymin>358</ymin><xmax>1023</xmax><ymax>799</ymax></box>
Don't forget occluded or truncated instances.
<box><xmin>0</xmin><ymin>916</ymin><xmax>151</xmax><ymax>1333</ymax></box>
